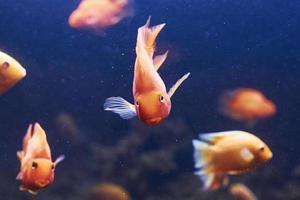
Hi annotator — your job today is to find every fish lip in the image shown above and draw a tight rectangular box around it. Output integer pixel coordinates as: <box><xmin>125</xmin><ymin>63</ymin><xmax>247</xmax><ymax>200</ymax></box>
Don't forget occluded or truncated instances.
<box><xmin>145</xmin><ymin>117</ymin><xmax>163</xmax><ymax>125</ymax></box>
<box><xmin>36</xmin><ymin>180</ymin><xmax>50</xmax><ymax>188</ymax></box>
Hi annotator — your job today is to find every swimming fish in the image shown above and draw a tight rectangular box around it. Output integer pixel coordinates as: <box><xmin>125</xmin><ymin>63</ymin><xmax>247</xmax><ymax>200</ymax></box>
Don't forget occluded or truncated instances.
<box><xmin>193</xmin><ymin>130</ymin><xmax>272</xmax><ymax>190</ymax></box>
<box><xmin>229</xmin><ymin>183</ymin><xmax>257</xmax><ymax>200</ymax></box>
<box><xmin>0</xmin><ymin>51</ymin><xmax>26</xmax><ymax>95</ymax></box>
<box><xmin>104</xmin><ymin>17</ymin><xmax>190</xmax><ymax>126</ymax></box>
<box><xmin>69</xmin><ymin>0</ymin><xmax>133</xmax><ymax>33</ymax></box>
<box><xmin>219</xmin><ymin>88</ymin><xmax>276</xmax><ymax>123</ymax></box>
<box><xmin>16</xmin><ymin>123</ymin><xmax>64</xmax><ymax>195</ymax></box>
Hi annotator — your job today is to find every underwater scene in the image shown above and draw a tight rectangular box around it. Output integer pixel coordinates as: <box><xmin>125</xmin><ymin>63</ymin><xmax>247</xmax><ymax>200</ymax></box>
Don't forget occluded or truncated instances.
<box><xmin>0</xmin><ymin>0</ymin><xmax>299</xmax><ymax>199</ymax></box>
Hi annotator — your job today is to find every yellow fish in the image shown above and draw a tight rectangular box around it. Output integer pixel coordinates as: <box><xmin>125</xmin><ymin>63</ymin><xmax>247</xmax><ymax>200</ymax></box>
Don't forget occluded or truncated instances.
<box><xmin>193</xmin><ymin>131</ymin><xmax>272</xmax><ymax>190</ymax></box>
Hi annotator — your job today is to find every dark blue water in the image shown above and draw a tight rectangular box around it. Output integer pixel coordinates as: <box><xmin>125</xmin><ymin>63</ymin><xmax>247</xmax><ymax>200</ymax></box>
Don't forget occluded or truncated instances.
<box><xmin>0</xmin><ymin>0</ymin><xmax>299</xmax><ymax>199</ymax></box>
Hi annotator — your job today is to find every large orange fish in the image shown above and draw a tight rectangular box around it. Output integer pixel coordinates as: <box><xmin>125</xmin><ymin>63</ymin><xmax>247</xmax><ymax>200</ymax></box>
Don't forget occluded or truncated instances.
<box><xmin>219</xmin><ymin>88</ymin><xmax>276</xmax><ymax>123</ymax></box>
<box><xmin>104</xmin><ymin>18</ymin><xmax>190</xmax><ymax>126</ymax></box>
<box><xmin>193</xmin><ymin>131</ymin><xmax>272</xmax><ymax>190</ymax></box>
<box><xmin>16</xmin><ymin>123</ymin><xmax>64</xmax><ymax>195</ymax></box>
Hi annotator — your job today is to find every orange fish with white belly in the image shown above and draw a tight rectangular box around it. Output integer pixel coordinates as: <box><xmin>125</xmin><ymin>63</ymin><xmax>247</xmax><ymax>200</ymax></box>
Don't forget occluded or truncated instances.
<box><xmin>104</xmin><ymin>17</ymin><xmax>190</xmax><ymax>126</ymax></box>
<box><xmin>193</xmin><ymin>130</ymin><xmax>272</xmax><ymax>190</ymax></box>
<box><xmin>0</xmin><ymin>51</ymin><xmax>26</xmax><ymax>95</ymax></box>
<box><xmin>16</xmin><ymin>123</ymin><xmax>64</xmax><ymax>195</ymax></box>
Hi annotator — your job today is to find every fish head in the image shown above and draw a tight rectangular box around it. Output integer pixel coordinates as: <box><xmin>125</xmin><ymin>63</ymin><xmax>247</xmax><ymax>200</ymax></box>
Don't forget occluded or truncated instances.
<box><xmin>259</xmin><ymin>99</ymin><xmax>276</xmax><ymax>117</ymax></box>
<box><xmin>135</xmin><ymin>91</ymin><xmax>171</xmax><ymax>126</ymax></box>
<box><xmin>21</xmin><ymin>158</ymin><xmax>54</xmax><ymax>190</ymax></box>
<box><xmin>253</xmin><ymin>141</ymin><xmax>273</xmax><ymax>164</ymax></box>
<box><xmin>69</xmin><ymin>11</ymin><xmax>86</xmax><ymax>28</ymax></box>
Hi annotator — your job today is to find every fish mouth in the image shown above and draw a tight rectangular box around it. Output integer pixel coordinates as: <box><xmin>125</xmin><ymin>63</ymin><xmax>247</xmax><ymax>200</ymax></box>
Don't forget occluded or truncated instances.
<box><xmin>36</xmin><ymin>180</ymin><xmax>50</xmax><ymax>188</ymax></box>
<box><xmin>145</xmin><ymin>117</ymin><xmax>163</xmax><ymax>125</ymax></box>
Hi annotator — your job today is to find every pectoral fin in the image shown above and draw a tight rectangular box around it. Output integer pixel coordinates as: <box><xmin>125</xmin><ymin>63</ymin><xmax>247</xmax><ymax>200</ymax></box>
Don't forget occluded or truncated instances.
<box><xmin>16</xmin><ymin>172</ymin><xmax>23</xmax><ymax>180</ymax></box>
<box><xmin>153</xmin><ymin>51</ymin><xmax>168</xmax><ymax>71</ymax></box>
<box><xmin>54</xmin><ymin>154</ymin><xmax>65</xmax><ymax>166</ymax></box>
<box><xmin>104</xmin><ymin>97</ymin><xmax>137</xmax><ymax>119</ymax></box>
<box><xmin>168</xmin><ymin>72</ymin><xmax>190</xmax><ymax>98</ymax></box>
<box><xmin>240</xmin><ymin>148</ymin><xmax>254</xmax><ymax>163</ymax></box>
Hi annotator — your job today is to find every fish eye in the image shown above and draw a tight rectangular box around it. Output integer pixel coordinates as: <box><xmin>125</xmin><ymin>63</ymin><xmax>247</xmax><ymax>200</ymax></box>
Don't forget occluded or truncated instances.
<box><xmin>32</xmin><ymin>162</ymin><xmax>38</xmax><ymax>169</ymax></box>
<box><xmin>159</xmin><ymin>95</ymin><xmax>164</xmax><ymax>103</ymax></box>
<box><xmin>51</xmin><ymin>164</ymin><xmax>54</xmax><ymax>170</ymax></box>
<box><xmin>2</xmin><ymin>61</ymin><xmax>9</xmax><ymax>69</ymax></box>
<box><xmin>135</xmin><ymin>100</ymin><xmax>139</xmax><ymax>107</ymax></box>
<box><xmin>259</xmin><ymin>146</ymin><xmax>265</xmax><ymax>152</ymax></box>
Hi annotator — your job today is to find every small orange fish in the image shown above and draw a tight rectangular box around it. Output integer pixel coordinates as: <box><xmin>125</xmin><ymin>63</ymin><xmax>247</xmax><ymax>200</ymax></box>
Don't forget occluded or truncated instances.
<box><xmin>69</xmin><ymin>0</ymin><xmax>133</xmax><ymax>32</ymax></box>
<box><xmin>104</xmin><ymin>17</ymin><xmax>190</xmax><ymax>126</ymax></box>
<box><xmin>0</xmin><ymin>51</ymin><xmax>26</xmax><ymax>95</ymax></box>
<box><xmin>193</xmin><ymin>131</ymin><xmax>272</xmax><ymax>190</ymax></box>
<box><xmin>219</xmin><ymin>88</ymin><xmax>276</xmax><ymax>123</ymax></box>
<box><xmin>16</xmin><ymin>123</ymin><xmax>64</xmax><ymax>195</ymax></box>
<box><xmin>229</xmin><ymin>183</ymin><xmax>257</xmax><ymax>200</ymax></box>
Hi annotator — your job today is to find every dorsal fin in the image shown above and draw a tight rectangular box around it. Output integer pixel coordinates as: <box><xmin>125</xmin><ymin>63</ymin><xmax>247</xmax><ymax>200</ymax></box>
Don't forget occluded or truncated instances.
<box><xmin>153</xmin><ymin>51</ymin><xmax>168</xmax><ymax>71</ymax></box>
<box><xmin>199</xmin><ymin>130</ymin><xmax>244</xmax><ymax>144</ymax></box>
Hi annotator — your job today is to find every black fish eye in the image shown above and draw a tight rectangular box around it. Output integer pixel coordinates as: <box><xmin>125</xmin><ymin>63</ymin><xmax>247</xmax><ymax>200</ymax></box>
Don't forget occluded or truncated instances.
<box><xmin>135</xmin><ymin>100</ymin><xmax>139</xmax><ymax>107</ymax></box>
<box><xmin>159</xmin><ymin>95</ymin><xmax>164</xmax><ymax>103</ymax></box>
<box><xmin>51</xmin><ymin>164</ymin><xmax>54</xmax><ymax>170</ymax></box>
<box><xmin>32</xmin><ymin>162</ymin><xmax>38</xmax><ymax>169</ymax></box>
<box><xmin>2</xmin><ymin>61</ymin><xmax>9</xmax><ymax>69</ymax></box>
<box><xmin>259</xmin><ymin>146</ymin><xmax>265</xmax><ymax>151</ymax></box>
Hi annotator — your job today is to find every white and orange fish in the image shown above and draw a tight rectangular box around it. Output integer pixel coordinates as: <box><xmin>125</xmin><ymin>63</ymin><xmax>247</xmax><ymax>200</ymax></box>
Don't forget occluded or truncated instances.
<box><xmin>16</xmin><ymin>123</ymin><xmax>64</xmax><ymax>195</ymax></box>
<box><xmin>193</xmin><ymin>131</ymin><xmax>272</xmax><ymax>190</ymax></box>
<box><xmin>0</xmin><ymin>51</ymin><xmax>26</xmax><ymax>95</ymax></box>
<box><xmin>104</xmin><ymin>17</ymin><xmax>190</xmax><ymax>126</ymax></box>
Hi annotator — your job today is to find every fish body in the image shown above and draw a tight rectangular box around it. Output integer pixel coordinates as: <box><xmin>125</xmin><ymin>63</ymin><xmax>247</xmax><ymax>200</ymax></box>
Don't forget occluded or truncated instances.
<box><xmin>0</xmin><ymin>51</ymin><xmax>26</xmax><ymax>95</ymax></box>
<box><xmin>17</xmin><ymin>123</ymin><xmax>64</xmax><ymax>195</ymax></box>
<box><xmin>193</xmin><ymin>131</ymin><xmax>272</xmax><ymax>190</ymax></box>
<box><xmin>104</xmin><ymin>17</ymin><xmax>190</xmax><ymax>126</ymax></box>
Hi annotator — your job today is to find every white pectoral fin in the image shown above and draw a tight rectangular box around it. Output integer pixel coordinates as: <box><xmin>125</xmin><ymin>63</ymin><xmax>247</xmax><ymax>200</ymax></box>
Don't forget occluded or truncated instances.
<box><xmin>104</xmin><ymin>97</ymin><xmax>137</xmax><ymax>119</ymax></box>
<box><xmin>240</xmin><ymin>148</ymin><xmax>254</xmax><ymax>163</ymax></box>
<box><xmin>54</xmin><ymin>154</ymin><xmax>65</xmax><ymax>166</ymax></box>
<box><xmin>16</xmin><ymin>172</ymin><xmax>23</xmax><ymax>180</ymax></box>
<box><xmin>153</xmin><ymin>51</ymin><xmax>168</xmax><ymax>71</ymax></box>
<box><xmin>168</xmin><ymin>72</ymin><xmax>190</xmax><ymax>98</ymax></box>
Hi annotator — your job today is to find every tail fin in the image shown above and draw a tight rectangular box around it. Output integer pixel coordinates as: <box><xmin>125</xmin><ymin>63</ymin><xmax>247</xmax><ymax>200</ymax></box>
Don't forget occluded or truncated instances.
<box><xmin>137</xmin><ymin>16</ymin><xmax>166</xmax><ymax>58</ymax></box>
<box><xmin>193</xmin><ymin>139</ymin><xmax>228</xmax><ymax>190</ymax></box>
<box><xmin>192</xmin><ymin>139</ymin><xmax>210</xmax><ymax>169</ymax></box>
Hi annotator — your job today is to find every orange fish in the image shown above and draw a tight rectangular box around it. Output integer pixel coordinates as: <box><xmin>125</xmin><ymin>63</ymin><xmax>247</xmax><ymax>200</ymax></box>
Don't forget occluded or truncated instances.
<box><xmin>104</xmin><ymin>17</ymin><xmax>190</xmax><ymax>126</ymax></box>
<box><xmin>219</xmin><ymin>88</ymin><xmax>276</xmax><ymax>123</ymax></box>
<box><xmin>16</xmin><ymin>123</ymin><xmax>64</xmax><ymax>195</ymax></box>
<box><xmin>193</xmin><ymin>131</ymin><xmax>272</xmax><ymax>190</ymax></box>
<box><xmin>0</xmin><ymin>51</ymin><xmax>26</xmax><ymax>95</ymax></box>
<box><xmin>68</xmin><ymin>0</ymin><xmax>133</xmax><ymax>32</ymax></box>
<box><xmin>229</xmin><ymin>183</ymin><xmax>257</xmax><ymax>200</ymax></box>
